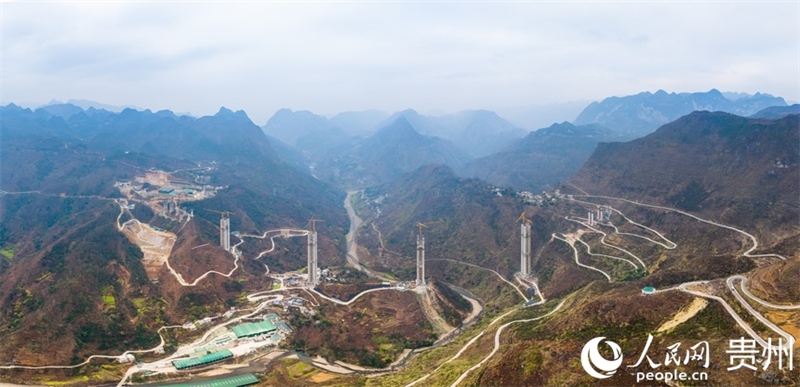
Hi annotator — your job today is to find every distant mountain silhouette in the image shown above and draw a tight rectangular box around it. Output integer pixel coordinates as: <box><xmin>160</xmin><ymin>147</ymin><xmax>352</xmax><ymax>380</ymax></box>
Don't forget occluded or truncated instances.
<box><xmin>263</xmin><ymin>108</ymin><xmax>524</xmax><ymax>160</ymax></box>
<box><xmin>314</xmin><ymin>117</ymin><xmax>473</xmax><ymax>188</ymax></box>
<box><xmin>569</xmin><ymin>111</ymin><xmax>799</xmax><ymax>243</ymax></box>
<box><xmin>329</xmin><ymin>109</ymin><xmax>390</xmax><ymax>136</ymax></box>
<box><xmin>262</xmin><ymin>108</ymin><xmax>388</xmax><ymax>154</ymax></box>
<box><xmin>460</xmin><ymin>122</ymin><xmax>621</xmax><ymax>192</ymax></box>
<box><xmin>379</xmin><ymin>109</ymin><xmax>526</xmax><ymax>157</ymax></box>
<box><xmin>573</xmin><ymin>89</ymin><xmax>786</xmax><ymax>138</ymax></box>
<box><xmin>750</xmin><ymin>104</ymin><xmax>800</xmax><ymax>119</ymax></box>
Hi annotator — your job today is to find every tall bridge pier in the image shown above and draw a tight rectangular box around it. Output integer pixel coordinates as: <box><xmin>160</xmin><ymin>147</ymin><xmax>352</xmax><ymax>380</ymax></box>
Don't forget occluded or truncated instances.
<box><xmin>416</xmin><ymin>234</ymin><xmax>425</xmax><ymax>287</ymax></box>
<box><xmin>220</xmin><ymin>215</ymin><xmax>231</xmax><ymax>252</ymax></box>
<box><xmin>307</xmin><ymin>231</ymin><xmax>318</xmax><ymax>286</ymax></box>
<box><xmin>520</xmin><ymin>222</ymin><xmax>531</xmax><ymax>277</ymax></box>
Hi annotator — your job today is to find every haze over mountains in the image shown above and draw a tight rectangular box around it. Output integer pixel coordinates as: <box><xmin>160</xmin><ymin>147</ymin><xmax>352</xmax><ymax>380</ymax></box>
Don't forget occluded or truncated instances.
<box><xmin>263</xmin><ymin>107</ymin><xmax>525</xmax><ymax>158</ymax></box>
<box><xmin>313</xmin><ymin>117</ymin><xmax>474</xmax><ymax>188</ymax></box>
<box><xmin>1</xmin><ymin>89</ymin><xmax>797</xmax><ymax>386</ymax></box>
<box><xmin>574</xmin><ymin>89</ymin><xmax>787</xmax><ymax>138</ymax></box>
<box><xmin>460</xmin><ymin>122</ymin><xmax>623</xmax><ymax>192</ymax></box>
<box><xmin>255</xmin><ymin>89</ymin><xmax>790</xmax><ymax>193</ymax></box>
<box><xmin>569</xmin><ymin>111</ymin><xmax>799</xmax><ymax>245</ymax></box>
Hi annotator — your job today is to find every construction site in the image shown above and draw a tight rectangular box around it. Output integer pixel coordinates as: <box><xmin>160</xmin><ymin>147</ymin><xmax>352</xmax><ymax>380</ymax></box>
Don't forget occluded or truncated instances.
<box><xmin>115</xmin><ymin>168</ymin><xmax>225</xmax><ymax>225</ymax></box>
<box><xmin>117</xmin><ymin>218</ymin><xmax>177</xmax><ymax>281</ymax></box>
<box><xmin>110</xmin><ymin>178</ymin><xmax>543</xmax><ymax>387</ymax></box>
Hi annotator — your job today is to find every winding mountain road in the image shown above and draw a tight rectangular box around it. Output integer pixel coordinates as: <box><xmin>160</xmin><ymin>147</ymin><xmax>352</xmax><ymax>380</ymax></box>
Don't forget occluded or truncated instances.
<box><xmin>571</xmin><ymin>195</ymin><xmax>795</xmax><ymax>351</ymax></box>
<box><xmin>732</xmin><ymin>275</ymin><xmax>800</xmax><ymax>310</ymax></box>
<box><xmin>426</xmin><ymin>258</ymin><xmax>528</xmax><ymax>302</ymax></box>
<box><xmin>727</xmin><ymin>276</ymin><xmax>795</xmax><ymax>350</ymax></box>
<box><xmin>572</xmin><ymin>195</ymin><xmax>787</xmax><ymax>261</ymax></box>
<box><xmin>552</xmin><ymin>233</ymin><xmax>612</xmax><ymax>282</ymax></box>
<box><xmin>570</xmin><ymin>197</ymin><xmax>677</xmax><ymax>250</ymax></box>
<box><xmin>310</xmin><ymin>286</ymin><xmax>395</xmax><ymax>306</ymax></box>
<box><xmin>449</xmin><ymin>300</ymin><xmax>565</xmax><ymax>387</ymax></box>
<box><xmin>565</xmin><ymin>213</ymin><xmax>653</xmax><ymax>269</ymax></box>
<box><xmin>240</xmin><ymin>228</ymin><xmax>309</xmax><ymax>259</ymax></box>
<box><xmin>404</xmin><ymin>305</ymin><xmax>525</xmax><ymax>387</ymax></box>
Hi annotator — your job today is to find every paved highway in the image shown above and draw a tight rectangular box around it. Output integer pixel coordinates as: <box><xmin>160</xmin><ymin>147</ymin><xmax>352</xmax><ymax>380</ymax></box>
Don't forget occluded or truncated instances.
<box><xmin>552</xmin><ymin>233</ymin><xmax>612</xmax><ymax>282</ymax></box>
<box><xmin>727</xmin><ymin>276</ymin><xmax>795</xmax><ymax>350</ymax></box>
<box><xmin>426</xmin><ymin>258</ymin><xmax>528</xmax><ymax>302</ymax></box>
<box><xmin>570</xmin><ymin>197</ymin><xmax>677</xmax><ymax>250</ymax></box>
<box><xmin>567</xmin><ymin>194</ymin><xmax>796</xmax><ymax>354</ymax></box>
<box><xmin>449</xmin><ymin>300</ymin><xmax>565</xmax><ymax>387</ymax></box>
<box><xmin>573</xmin><ymin>195</ymin><xmax>787</xmax><ymax>261</ymax></box>
<box><xmin>565</xmin><ymin>214</ymin><xmax>648</xmax><ymax>269</ymax></box>
<box><xmin>733</xmin><ymin>275</ymin><xmax>800</xmax><ymax>310</ymax></box>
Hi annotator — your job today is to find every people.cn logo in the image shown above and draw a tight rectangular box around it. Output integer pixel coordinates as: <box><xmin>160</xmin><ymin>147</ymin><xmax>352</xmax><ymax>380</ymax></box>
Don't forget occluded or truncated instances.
<box><xmin>581</xmin><ymin>337</ymin><xmax>624</xmax><ymax>379</ymax></box>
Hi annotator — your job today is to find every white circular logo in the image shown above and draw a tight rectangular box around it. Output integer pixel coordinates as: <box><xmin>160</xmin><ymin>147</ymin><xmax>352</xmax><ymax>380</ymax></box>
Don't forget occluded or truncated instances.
<box><xmin>581</xmin><ymin>336</ymin><xmax>623</xmax><ymax>379</ymax></box>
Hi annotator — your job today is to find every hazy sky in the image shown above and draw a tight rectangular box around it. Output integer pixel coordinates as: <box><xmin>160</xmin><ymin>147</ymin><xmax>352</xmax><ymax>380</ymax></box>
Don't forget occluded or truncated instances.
<box><xmin>2</xmin><ymin>2</ymin><xmax>798</xmax><ymax>124</ymax></box>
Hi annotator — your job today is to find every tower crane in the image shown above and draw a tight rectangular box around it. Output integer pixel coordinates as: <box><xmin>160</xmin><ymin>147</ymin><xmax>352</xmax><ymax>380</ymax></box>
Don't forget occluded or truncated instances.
<box><xmin>308</xmin><ymin>215</ymin><xmax>325</xmax><ymax>232</ymax></box>
<box><xmin>306</xmin><ymin>216</ymin><xmax>324</xmax><ymax>287</ymax></box>
<box><xmin>415</xmin><ymin>220</ymin><xmax>444</xmax><ymax>237</ymax></box>
<box><xmin>414</xmin><ymin>220</ymin><xmax>443</xmax><ymax>288</ymax></box>
<box><xmin>205</xmin><ymin>209</ymin><xmax>233</xmax><ymax>218</ymax></box>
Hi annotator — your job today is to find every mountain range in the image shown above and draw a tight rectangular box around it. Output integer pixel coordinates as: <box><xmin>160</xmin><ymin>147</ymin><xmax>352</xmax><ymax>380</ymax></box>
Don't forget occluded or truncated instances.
<box><xmin>573</xmin><ymin>89</ymin><xmax>787</xmax><ymax>138</ymax></box>
<box><xmin>263</xmin><ymin>108</ymin><xmax>526</xmax><ymax>159</ymax></box>
<box><xmin>0</xmin><ymin>103</ymin><xmax>348</xmax><ymax>365</ymax></box>
<box><xmin>568</xmin><ymin>111</ymin><xmax>799</xmax><ymax>247</ymax></box>
<box><xmin>349</xmin><ymin>109</ymin><xmax>798</xmax><ymax>386</ymax></box>
<box><xmin>460</xmin><ymin>122</ymin><xmax>622</xmax><ymax>192</ymax></box>
<box><xmin>313</xmin><ymin>117</ymin><xmax>473</xmax><ymax>188</ymax></box>
<box><xmin>1</xmin><ymin>90</ymin><xmax>796</xmax><ymax>386</ymax></box>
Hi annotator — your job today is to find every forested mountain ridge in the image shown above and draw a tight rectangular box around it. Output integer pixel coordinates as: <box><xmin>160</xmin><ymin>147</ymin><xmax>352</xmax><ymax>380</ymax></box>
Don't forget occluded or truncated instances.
<box><xmin>0</xmin><ymin>103</ymin><xmax>348</xmax><ymax>365</ymax></box>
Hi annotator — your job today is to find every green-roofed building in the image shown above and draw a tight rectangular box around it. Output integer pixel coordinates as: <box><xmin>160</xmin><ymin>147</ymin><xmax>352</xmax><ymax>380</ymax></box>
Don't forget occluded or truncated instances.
<box><xmin>264</xmin><ymin>313</ymin><xmax>279</xmax><ymax>321</ymax></box>
<box><xmin>172</xmin><ymin>349</ymin><xmax>233</xmax><ymax>370</ymax></box>
<box><xmin>231</xmin><ymin>320</ymin><xmax>276</xmax><ymax>338</ymax></box>
<box><xmin>160</xmin><ymin>373</ymin><xmax>259</xmax><ymax>387</ymax></box>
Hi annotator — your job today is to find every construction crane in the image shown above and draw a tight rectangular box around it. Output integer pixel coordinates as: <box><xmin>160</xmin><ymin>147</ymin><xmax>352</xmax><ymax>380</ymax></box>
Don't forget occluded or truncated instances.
<box><xmin>414</xmin><ymin>220</ymin><xmax>443</xmax><ymax>288</ymax></box>
<box><xmin>306</xmin><ymin>216</ymin><xmax>324</xmax><ymax>287</ymax></box>
<box><xmin>516</xmin><ymin>212</ymin><xmax>532</xmax><ymax>225</ymax></box>
<box><xmin>415</xmin><ymin>220</ymin><xmax>444</xmax><ymax>237</ymax></box>
<box><xmin>308</xmin><ymin>215</ymin><xmax>325</xmax><ymax>232</ymax></box>
<box><xmin>205</xmin><ymin>209</ymin><xmax>233</xmax><ymax>218</ymax></box>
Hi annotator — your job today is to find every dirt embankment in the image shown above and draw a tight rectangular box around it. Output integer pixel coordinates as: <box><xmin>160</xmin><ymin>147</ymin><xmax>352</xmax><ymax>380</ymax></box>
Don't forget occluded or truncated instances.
<box><xmin>657</xmin><ymin>297</ymin><xmax>708</xmax><ymax>332</ymax></box>
<box><xmin>427</xmin><ymin>278</ymin><xmax>473</xmax><ymax>328</ymax></box>
<box><xmin>120</xmin><ymin>219</ymin><xmax>176</xmax><ymax>280</ymax></box>
<box><xmin>747</xmin><ymin>259</ymin><xmax>800</xmax><ymax>305</ymax></box>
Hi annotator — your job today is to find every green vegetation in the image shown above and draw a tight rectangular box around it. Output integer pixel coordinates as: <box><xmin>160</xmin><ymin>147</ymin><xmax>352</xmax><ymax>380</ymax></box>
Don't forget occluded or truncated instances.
<box><xmin>0</xmin><ymin>243</ymin><xmax>17</xmax><ymax>260</ymax></box>
<box><xmin>101</xmin><ymin>286</ymin><xmax>116</xmax><ymax>309</ymax></box>
<box><xmin>102</xmin><ymin>294</ymin><xmax>116</xmax><ymax>309</ymax></box>
<box><xmin>36</xmin><ymin>271</ymin><xmax>53</xmax><ymax>282</ymax></box>
<box><xmin>41</xmin><ymin>375</ymin><xmax>90</xmax><ymax>386</ymax></box>
<box><xmin>284</xmin><ymin>359</ymin><xmax>318</xmax><ymax>379</ymax></box>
